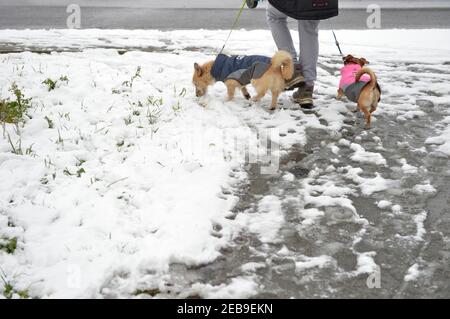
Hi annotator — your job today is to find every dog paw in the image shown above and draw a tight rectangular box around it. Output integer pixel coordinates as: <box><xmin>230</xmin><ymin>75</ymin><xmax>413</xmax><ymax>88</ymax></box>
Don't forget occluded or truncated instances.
<box><xmin>244</xmin><ymin>94</ymin><xmax>251</xmax><ymax>100</ymax></box>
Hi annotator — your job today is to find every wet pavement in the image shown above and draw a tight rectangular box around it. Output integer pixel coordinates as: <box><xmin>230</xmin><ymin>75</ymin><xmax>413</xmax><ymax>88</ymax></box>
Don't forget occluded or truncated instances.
<box><xmin>160</xmin><ymin>60</ymin><xmax>450</xmax><ymax>298</ymax></box>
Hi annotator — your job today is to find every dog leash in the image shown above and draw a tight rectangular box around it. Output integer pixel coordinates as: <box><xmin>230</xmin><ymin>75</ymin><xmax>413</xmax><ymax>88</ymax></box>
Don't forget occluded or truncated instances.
<box><xmin>220</xmin><ymin>1</ymin><xmax>345</xmax><ymax>61</ymax></box>
<box><xmin>330</xmin><ymin>23</ymin><xmax>346</xmax><ymax>61</ymax></box>
<box><xmin>218</xmin><ymin>0</ymin><xmax>247</xmax><ymax>55</ymax></box>
<box><xmin>332</xmin><ymin>29</ymin><xmax>345</xmax><ymax>59</ymax></box>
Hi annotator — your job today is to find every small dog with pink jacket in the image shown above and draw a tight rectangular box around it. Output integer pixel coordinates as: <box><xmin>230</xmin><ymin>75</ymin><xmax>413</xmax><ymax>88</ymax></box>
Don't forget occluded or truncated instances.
<box><xmin>337</xmin><ymin>54</ymin><xmax>381</xmax><ymax>129</ymax></box>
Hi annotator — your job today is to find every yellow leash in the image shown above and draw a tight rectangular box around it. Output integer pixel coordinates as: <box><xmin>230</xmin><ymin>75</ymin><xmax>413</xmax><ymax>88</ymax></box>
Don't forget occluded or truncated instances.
<box><xmin>218</xmin><ymin>0</ymin><xmax>247</xmax><ymax>55</ymax></box>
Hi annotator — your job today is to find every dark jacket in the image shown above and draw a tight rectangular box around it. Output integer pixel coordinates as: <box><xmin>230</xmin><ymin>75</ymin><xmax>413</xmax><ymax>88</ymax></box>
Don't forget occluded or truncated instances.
<box><xmin>269</xmin><ymin>0</ymin><xmax>339</xmax><ymax>20</ymax></box>
<box><xmin>211</xmin><ymin>54</ymin><xmax>271</xmax><ymax>85</ymax></box>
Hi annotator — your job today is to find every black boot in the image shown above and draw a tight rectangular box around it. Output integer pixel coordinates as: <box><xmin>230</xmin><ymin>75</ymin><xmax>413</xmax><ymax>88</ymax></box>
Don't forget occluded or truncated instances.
<box><xmin>293</xmin><ymin>84</ymin><xmax>315</xmax><ymax>109</ymax></box>
<box><xmin>284</xmin><ymin>63</ymin><xmax>305</xmax><ymax>91</ymax></box>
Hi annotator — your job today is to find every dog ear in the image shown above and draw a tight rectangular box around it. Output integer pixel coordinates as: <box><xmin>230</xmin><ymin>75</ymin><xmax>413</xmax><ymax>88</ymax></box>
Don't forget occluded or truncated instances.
<box><xmin>360</xmin><ymin>58</ymin><xmax>370</xmax><ymax>66</ymax></box>
<box><xmin>194</xmin><ymin>63</ymin><xmax>203</xmax><ymax>76</ymax></box>
<box><xmin>343</xmin><ymin>55</ymin><xmax>354</xmax><ymax>64</ymax></box>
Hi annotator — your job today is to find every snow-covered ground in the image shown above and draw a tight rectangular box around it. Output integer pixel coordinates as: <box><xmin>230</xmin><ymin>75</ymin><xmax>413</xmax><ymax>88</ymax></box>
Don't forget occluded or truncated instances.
<box><xmin>0</xmin><ymin>29</ymin><xmax>449</xmax><ymax>298</ymax></box>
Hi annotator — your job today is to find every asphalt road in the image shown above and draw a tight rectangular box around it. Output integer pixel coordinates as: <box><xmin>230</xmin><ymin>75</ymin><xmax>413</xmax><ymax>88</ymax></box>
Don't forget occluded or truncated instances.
<box><xmin>1</xmin><ymin>7</ymin><xmax>450</xmax><ymax>30</ymax></box>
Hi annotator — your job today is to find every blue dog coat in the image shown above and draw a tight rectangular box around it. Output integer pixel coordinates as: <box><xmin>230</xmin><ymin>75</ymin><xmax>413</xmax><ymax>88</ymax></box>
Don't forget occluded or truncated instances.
<box><xmin>211</xmin><ymin>54</ymin><xmax>272</xmax><ymax>85</ymax></box>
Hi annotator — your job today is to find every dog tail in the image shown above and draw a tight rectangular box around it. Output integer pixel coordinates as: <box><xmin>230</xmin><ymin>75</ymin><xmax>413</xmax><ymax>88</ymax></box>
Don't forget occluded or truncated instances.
<box><xmin>271</xmin><ymin>50</ymin><xmax>294</xmax><ymax>81</ymax></box>
<box><xmin>355</xmin><ymin>67</ymin><xmax>377</xmax><ymax>89</ymax></box>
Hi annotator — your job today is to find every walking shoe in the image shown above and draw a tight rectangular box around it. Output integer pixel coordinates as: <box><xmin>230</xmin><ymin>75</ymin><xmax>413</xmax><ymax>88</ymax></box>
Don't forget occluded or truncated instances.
<box><xmin>284</xmin><ymin>63</ymin><xmax>305</xmax><ymax>91</ymax></box>
<box><xmin>293</xmin><ymin>84</ymin><xmax>315</xmax><ymax>109</ymax></box>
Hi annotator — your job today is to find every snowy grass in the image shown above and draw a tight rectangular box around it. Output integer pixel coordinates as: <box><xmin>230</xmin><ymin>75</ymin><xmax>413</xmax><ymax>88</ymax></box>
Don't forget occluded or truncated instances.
<box><xmin>0</xmin><ymin>48</ymin><xmax>251</xmax><ymax>298</ymax></box>
<box><xmin>0</xmin><ymin>83</ymin><xmax>33</xmax><ymax>135</ymax></box>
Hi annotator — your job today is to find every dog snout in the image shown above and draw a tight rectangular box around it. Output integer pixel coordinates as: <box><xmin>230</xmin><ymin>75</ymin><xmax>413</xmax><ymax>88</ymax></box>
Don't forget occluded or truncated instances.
<box><xmin>196</xmin><ymin>89</ymin><xmax>204</xmax><ymax>97</ymax></box>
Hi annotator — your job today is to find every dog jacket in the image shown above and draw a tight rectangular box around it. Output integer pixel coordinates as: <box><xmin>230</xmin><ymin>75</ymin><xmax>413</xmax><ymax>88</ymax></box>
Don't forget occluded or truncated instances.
<box><xmin>211</xmin><ymin>54</ymin><xmax>272</xmax><ymax>86</ymax></box>
<box><xmin>339</xmin><ymin>64</ymin><xmax>380</xmax><ymax>103</ymax></box>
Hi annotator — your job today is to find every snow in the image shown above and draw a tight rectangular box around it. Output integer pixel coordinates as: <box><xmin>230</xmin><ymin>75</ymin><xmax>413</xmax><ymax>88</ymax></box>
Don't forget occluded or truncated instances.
<box><xmin>188</xmin><ymin>276</ymin><xmax>259</xmax><ymax>299</ymax></box>
<box><xmin>413</xmin><ymin>182</ymin><xmax>437</xmax><ymax>195</ymax></box>
<box><xmin>299</xmin><ymin>172</ymin><xmax>358</xmax><ymax>218</ymax></box>
<box><xmin>349</xmin><ymin>143</ymin><xmax>387</xmax><ymax>166</ymax></box>
<box><xmin>343</xmin><ymin>167</ymin><xmax>398</xmax><ymax>196</ymax></box>
<box><xmin>404</xmin><ymin>263</ymin><xmax>420</xmax><ymax>282</ymax></box>
<box><xmin>0</xmin><ymin>28</ymin><xmax>449</xmax><ymax>63</ymax></box>
<box><xmin>329</xmin><ymin>144</ymin><xmax>340</xmax><ymax>155</ymax></box>
<box><xmin>426</xmin><ymin>116</ymin><xmax>450</xmax><ymax>157</ymax></box>
<box><xmin>0</xmin><ymin>28</ymin><xmax>449</xmax><ymax>298</ymax></box>
<box><xmin>235</xmin><ymin>195</ymin><xmax>284</xmax><ymax>244</ymax></box>
<box><xmin>413</xmin><ymin>211</ymin><xmax>428</xmax><ymax>241</ymax></box>
<box><xmin>354</xmin><ymin>251</ymin><xmax>378</xmax><ymax>275</ymax></box>
<box><xmin>295</xmin><ymin>255</ymin><xmax>334</xmax><ymax>273</ymax></box>
<box><xmin>398</xmin><ymin>158</ymin><xmax>418</xmax><ymax>174</ymax></box>
<box><xmin>298</xmin><ymin>208</ymin><xmax>325</xmax><ymax>226</ymax></box>
<box><xmin>282</xmin><ymin>172</ymin><xmax>295</xmax><ymax>182</ymax></box>
<box><xmin>338</xmin><ymin>139</ymin><xmax>351</xmax><ymax>147</ymax></box>
<box><xmin>1</xmin><ymin>48</ymin><xmax>250</xmax><ymax>298</ymax></box>
<box><xmin>392</xmin><ymin>205</ymin><xmax>403</xmax><ymax>214</ymax></box>
<box><xmin>377</xmin><ymin>200</ymin><xmax>392</xmax><ymax>209</ymax></box>
<box><xmin>241</xmin><ymin>262</ymin><xmax>265</xmax><ymax>273</ymax></box>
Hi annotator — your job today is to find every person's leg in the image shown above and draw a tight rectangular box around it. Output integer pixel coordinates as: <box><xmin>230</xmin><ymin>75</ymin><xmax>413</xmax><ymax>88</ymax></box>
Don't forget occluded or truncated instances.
<box><xmin>294</xmin><ymin>20</ymin><xmax>320</xmax><ymax>109</ymax></box>
<box><xmin>266</xmin><ymin>2</ymin><xmax>297</xmax><ymax>61</ymax></box>
<box><xmin>298</xmin><ymin>20</ymin><xmax>320</xmax><ymax>87</ymax></box>
<box><xmin>266</xmin><ymin>2</ymin><xmax>305</xmax><ymax>90</ymax></box>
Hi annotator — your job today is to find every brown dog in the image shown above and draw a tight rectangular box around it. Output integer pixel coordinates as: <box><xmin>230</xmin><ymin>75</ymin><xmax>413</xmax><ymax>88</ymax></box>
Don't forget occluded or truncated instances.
<box><xmin>193</xmin><ymin>51</ymin><xmax>293</xmax><ymax>110</ymax></box>
<box><xmin>337</xmin><ymin>55</ymin><xmax>381</xmax><ymax>128</ymax></box>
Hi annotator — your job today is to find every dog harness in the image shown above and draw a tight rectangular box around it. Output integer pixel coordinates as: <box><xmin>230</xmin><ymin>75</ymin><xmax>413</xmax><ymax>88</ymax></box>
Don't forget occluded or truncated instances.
<box><xmin>211</xmin><ymin>54</ymin><xmax>272</xmax><ymax>86</ymax></box>
<box><xmin>339</xmin><ymin>64</ymin><xmax>379</xmax><ymax>103</ymax></box>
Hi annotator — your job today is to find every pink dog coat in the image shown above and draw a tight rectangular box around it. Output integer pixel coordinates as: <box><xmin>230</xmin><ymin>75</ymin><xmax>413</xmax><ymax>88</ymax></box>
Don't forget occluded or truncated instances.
<box><xmin>339</xmin><ymin>64</ymin><xmax>375</xmax><ymax>103</ymax></box>
<box><xmin>339</xmin><ymin>64</ymin><xmax>371</xmax><ymax>89</ymax></box>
